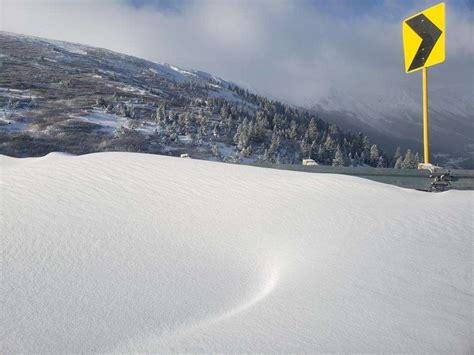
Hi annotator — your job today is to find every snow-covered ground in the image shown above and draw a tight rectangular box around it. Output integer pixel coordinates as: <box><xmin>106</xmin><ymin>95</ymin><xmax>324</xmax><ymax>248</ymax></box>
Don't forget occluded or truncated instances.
<box><xmin>1</xmin><ymin>152</ymin><xmax>472</xmax><ymax>353</ymax></box>
<box><xmin>71</xmin><ymin>109</ymin><xmax>127</xmax><ymax>131</ymax></box>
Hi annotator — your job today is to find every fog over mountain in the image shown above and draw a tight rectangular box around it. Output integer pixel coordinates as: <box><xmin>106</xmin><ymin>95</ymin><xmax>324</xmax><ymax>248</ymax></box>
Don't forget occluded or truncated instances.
<box><xmin>1</xmin><ymin>0</ymin><xmax>473</xmax><ymax>159</ymax></box>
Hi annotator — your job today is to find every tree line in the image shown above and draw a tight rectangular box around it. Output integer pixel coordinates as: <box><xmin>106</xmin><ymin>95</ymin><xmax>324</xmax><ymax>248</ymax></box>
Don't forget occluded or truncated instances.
<box><xmin>96</xmin><ymin>80</ymin><xmax>421</xmax><ymax>168</ymax></box>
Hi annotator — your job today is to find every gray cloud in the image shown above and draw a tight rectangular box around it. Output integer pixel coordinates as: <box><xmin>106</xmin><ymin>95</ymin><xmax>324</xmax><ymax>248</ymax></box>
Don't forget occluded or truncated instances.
<box><xmin>1</xmin><ymin>0</ymin><xmax>472</xmax><ymax>107</ymax></box>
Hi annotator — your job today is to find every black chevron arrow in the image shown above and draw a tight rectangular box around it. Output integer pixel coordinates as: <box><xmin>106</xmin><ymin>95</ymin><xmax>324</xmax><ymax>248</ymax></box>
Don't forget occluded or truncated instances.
<box><xmin>406</xmin><ymin>13</ymin><xmax>442</xmax><ymax>71</ymax></box>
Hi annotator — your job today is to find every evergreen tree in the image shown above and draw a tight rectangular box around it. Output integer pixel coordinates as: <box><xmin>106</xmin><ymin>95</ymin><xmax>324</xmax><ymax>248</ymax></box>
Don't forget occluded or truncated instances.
<box><xmin>300</xmin><ymin>139</ymin><xmax>310</xmax><ymax>159</ymax></box>
<box><xmin>288</xmin><ymin>120</ymin><xmax>297</xmax><ymax>140</ymax></box>
<box><xmin>269</xmin><ymin>129</ymin><xmax>280</xmax><ymax>158</ymax></box>
<box><xmin>156</xmin><ymin>104</ymin><xmax>166</xmax><ymax>125</ymax></box>
<box><xmin>402</xmin><ymin>149</ymin><xmax>417</xmax><ymax>169</ymax></box>
<box><xmin>353</xmin><ymin>152</ymin><xmax>361</xmax><ymax>166</ymax></box>
<box><xmin>393</xmin><ymin>146</ymin><xmax>401</xmax><ymax>165</ymax></box>
<box><xmin>309</xmin><ymin>140</ymin><xmax>319</xmax><ymax>161</ymax></box>
<box><xmin>370</xmin><ymin>144</ymin><xmax>380</xmax><ymax>166</ymax></box>
<box><xmin>235</xmin><ymin>118</ymin><xmax>251</xmax><ymax>151</ymax></box>
<box><xmin>318</xmin><ymin>144</ymin><xmax>329</xmax><ymax>164</ymax></box>
<box><xmin>323</xmin><ymin>136</ymin><xmax>336</xmax><ymax>155</ymax></box>
<box><xmin>394</xmin><ymin>156</ymin><xmax>403</xmax><ymax>169</ymax></box>
<box><xmin>362</xmin><ymin>135</ymin><xmax>371</xmax><ymax>152</ymax></box>
<box><xmin>308</xmin><ymin>117</ymin><xmax>318</xmax><ymax>141</ymax></box>
<box><xmin>332</xmin><ymin>146</ymin><xmax>345</xmax><ymax>167</ymax></box>
<box><xmin>414</xmin><ymin>152</ymin><xmax>420</xmax><ymax>167</ymax></box>
<box><xmin>233</xmin><ymin>123</ymin><xmax>242</xmax><ymax>145</ymax></box>
<box><xmin>255</xmin><ymin>111</ymin><xmax>268</xmax><ymax>142</ymax></box>
<box><xmin>377</xmin><ymin>155</ymin><xmax>385</xmax><ymax>168</ymax></box>
<box><xmin>262</xmin><ymin>148</ymin><xmax>270</xmax><ymax>162</ymax></box>
<box><xmin>247</xmin><ymin>120</ymin><xmax>256</xmax><ymax>144</ymax></box>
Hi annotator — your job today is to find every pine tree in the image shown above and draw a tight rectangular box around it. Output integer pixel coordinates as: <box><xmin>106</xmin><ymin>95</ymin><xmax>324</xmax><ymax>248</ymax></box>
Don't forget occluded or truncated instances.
<box><xmin>308</xmin><ymin>117</ymin><xmax>318</xmax><ymax>141</ymax></box>
<box><xmin>353</xmin><ymin>152</ymin><xmax>361</xmax><ymax>166</ymax></box>
<box><xmin>318</xmin><ymin>144</ymin><xmax>329</xmax><ymax>164</ymax></box>
<box><xmin>269</xmin><ymin>129</ymin><xmax>280</xmax><ymax>158</ymax></box>
<box><xmin>233</xmin><ymin>123</ymin><xmax>242</xmax><ymax>145</ymax></box>
<box><xmin>324</xmin><ymin>135</ymin><xmax>336</xmax><ymax>155</ymax></box>
<box><xmin>369</xmin><ymin>144</ymin><xmax>380</xmax><ymax>166</ymax></box>
<box><xmin>262</xmin><ymin>149</ymin><xmax>270</xmax><ymax>162</ymax></box>
<box><xmin>234</xmin><ymin>118</ymin><xmax>251</xmax><ymax>151</ymax></box>
<box><xmin>377</xmin><ymin>155</ymin><xmax>385</xmax><ymax>168</ymax></box>
<box><xmin>393</xmin><ymin>146</ymin><xmax>401</xmax><ymax>164</ymax></box>
<box><xmin>414</xmin><ymin>152</ymin><xmax>420</xmax><ymax>167</ymax></box>
<box><xmin>402</xmin><ymin>149</ymin><xmax>416</xmax><ymax>169</ymax></box>
<box><xmin>156</xmin><ymin>104</ymin><xmax>166</xmax><ymax>125</ymax></box>
<box><xmin>310</xmin><ymin>140</ymin><xmax>319</xmax><ymax>161</ymax></box>
<box><xmin>288</xmin><ymin>120</ymin><xmax>297</xmax><ymax>140</ymax></box>
<box><xmin>394</xmin><ymin>156</ymin><xmax>403</xmax><ymax>169</ymax></box>
<box><xmin>332</xmin><ymin>146</ymin><xmax>345</xmax><ymax>167</ymax></box>
<box><xmin>255</xmin><ymin>111</ymin><xmax>268</xmax><ymax>142</ymax></box>
<box><xmin>362</xmin><ymin>135</ymin><xmax>371</xmax><ymax>151</ymax></box>
<box><xmin>300</xmin><ymin>139</ymin><xmax>310</xmax><ymax>159</ymax></box>
<box><xmin>247</xmin><ymin>120</ymin><xmax>256</xmax><ymax>144</ymax></box>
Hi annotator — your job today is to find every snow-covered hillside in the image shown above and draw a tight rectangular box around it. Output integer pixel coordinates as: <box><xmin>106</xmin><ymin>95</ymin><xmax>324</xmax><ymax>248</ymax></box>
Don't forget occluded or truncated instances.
<box><xmin>2</xmin><ymin>31</ymin><xmax>386</xmax><ymax>168</ymax></box>
<box><xmin>0</xmin><ymin>31</ymin><xmax>250</xmax><ymax>160</ymax></box>
<box><xmin>1</xmin><ymin>152</ymin><xmax>472</xmax><ymax>353</ymax></box>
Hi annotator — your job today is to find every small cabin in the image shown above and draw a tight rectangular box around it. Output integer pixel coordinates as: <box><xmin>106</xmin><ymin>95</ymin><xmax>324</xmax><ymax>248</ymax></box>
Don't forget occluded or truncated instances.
<box><xmin>302</xmin><ymin>159</ymin><xmax>318</xmax><ymax>166</ymax></box>
<box><xmin>180</xmin><ymin>153</ymin><xmax>190</xmax><ymax>159</ymax></box>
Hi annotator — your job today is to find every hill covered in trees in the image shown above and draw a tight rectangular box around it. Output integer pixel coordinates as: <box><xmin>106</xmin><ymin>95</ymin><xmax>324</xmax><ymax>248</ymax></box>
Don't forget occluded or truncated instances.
<box><xmin>0</xmin><ymin>32</ymin><xmax>418</xmax><ymax>168</ymax></box>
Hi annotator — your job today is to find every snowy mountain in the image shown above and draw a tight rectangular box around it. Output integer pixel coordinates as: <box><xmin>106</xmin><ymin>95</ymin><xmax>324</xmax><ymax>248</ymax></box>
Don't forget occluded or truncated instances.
<box><xmin>312</xmin><ymin>84</ymin><xmax>473</xmax><ymax>164</ymax></box>
<box><xmin>2</xmin><ymin>152</ymin><xmax>472</xmax><ymax>352</ymax></box>
<box><xmin>0</xmin><ymin>32</ymin><xmax>422</xmax><ymax>168</ymax></box>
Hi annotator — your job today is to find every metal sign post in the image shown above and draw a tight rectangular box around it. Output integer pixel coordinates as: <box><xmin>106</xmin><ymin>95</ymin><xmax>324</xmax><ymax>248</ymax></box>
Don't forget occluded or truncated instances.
<box><xmin>422</xmin><ymin>67</ymin><xmax>429</xmax><ymax>164</ymax></box>
<box><xmin>402</xmin><ymin>2</ymin><xmax>445</xmax><ymax>168</ymax></box>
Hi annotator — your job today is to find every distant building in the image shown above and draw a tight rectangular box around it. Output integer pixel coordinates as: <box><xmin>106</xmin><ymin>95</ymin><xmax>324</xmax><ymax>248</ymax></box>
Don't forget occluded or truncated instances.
<box><xmin>302</xmin><ymin>159</ymin><xmax>318</xmax><ymax>166</ymax></box>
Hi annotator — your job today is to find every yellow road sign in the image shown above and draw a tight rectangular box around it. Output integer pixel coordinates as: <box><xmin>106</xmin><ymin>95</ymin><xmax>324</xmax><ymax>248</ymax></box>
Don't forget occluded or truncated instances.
<box><xmin>402</xmin><ymin>3</ymin><xmax>445</xmax><ymax>73</ymax></box>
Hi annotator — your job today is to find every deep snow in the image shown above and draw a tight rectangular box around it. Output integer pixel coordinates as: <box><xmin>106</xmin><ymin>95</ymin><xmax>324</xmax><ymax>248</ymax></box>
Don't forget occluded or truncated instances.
<box><xmin>1</xmin><ymin>152</ymin><xmax>472</xmax><ymax>353</ymax></box>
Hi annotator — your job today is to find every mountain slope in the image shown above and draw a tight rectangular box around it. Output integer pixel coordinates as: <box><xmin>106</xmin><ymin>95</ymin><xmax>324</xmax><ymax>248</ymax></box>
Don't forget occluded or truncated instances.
<box><xmin>2</xmin><ymin>152</ymin><xmax>472</xmax><ymax>352</ymax></box>
<box><xmin>1</xmin><ymin>32</ymin><xmax>398</xmax><ymax>168</ymax></box>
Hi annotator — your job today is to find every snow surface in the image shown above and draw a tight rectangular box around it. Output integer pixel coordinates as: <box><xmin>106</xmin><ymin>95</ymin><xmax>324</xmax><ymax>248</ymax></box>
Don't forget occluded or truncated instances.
<box><xmin>39</xmin><ymin>38</ymin><xmax>88</xmax><ymax>55</ymax></box>
<box><xmin>167</xmin><ymin>64</ymin><xmax>198</xmax><ymax>77</ymax></box>
<box><xmin>1</xmin><ymin>152</ymin><xmax>473</xmax><ymax>353</ymax></box>
<box><xmin>72</xmin><ymin>109</ymin><xmax>127</xmax><ymax>131</ymax></box>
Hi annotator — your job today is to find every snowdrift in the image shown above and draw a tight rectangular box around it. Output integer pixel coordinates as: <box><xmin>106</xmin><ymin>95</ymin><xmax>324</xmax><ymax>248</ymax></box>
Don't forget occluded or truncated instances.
<box><xmin>1</xmin><ymin>152</ymin><xmax>472</xmax><ymax>353</ymax></box>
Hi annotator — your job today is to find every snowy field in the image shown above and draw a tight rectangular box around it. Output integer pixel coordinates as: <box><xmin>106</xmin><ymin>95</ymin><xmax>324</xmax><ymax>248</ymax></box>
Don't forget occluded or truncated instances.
<box><xmin>1</xmin><ymin>152</ymin><xmax>472</xmax><ymax>353</ymax></box>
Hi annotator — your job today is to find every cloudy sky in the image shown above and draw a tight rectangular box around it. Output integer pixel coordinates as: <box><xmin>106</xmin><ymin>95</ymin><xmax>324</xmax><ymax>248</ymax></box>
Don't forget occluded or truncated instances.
<box><xmin>1</xmin><ymin>0</ymin><xmax>472</xmax><ymax>107</ymax></box>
